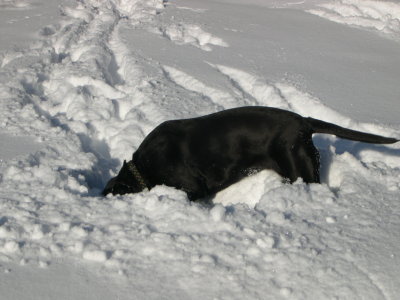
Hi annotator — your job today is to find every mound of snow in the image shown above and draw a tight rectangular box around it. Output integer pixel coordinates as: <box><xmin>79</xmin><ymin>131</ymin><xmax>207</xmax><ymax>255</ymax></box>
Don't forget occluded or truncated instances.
<box><xmin>309</xmin><ymin>0</ymin><xmax>400</xmax><ymax>40</ymax></box>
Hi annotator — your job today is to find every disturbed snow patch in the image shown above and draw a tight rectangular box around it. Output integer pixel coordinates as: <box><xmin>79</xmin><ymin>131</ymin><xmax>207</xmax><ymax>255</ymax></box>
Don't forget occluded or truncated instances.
<box><xmin>156</xmin><ymin>23</ymin><xmax>229</xmax><ymax>51</ymax></box>
<box><xmin>0</xmin><ymin>0</ymin><xmax>31</xmax><ymax>9</ymax></box>
<box><xmin>309</xmin><ymin>0</ymin><xmax>400</xmax><ymax>40</ymax></box>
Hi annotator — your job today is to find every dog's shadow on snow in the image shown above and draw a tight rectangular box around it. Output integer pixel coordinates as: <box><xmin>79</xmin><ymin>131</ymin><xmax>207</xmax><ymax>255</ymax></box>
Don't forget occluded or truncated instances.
<box><xmin>77</xmin><ymin>134</ymin><xmax>121</xmax><ymax>196</ymax></box>
<box><xmin>41</xmin><ymin>117</ymin><xmax>120</xmax><ymax>196</ymax></box>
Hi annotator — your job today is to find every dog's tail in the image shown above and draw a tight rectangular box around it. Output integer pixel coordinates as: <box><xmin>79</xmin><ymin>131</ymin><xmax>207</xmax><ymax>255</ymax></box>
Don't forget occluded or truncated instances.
<box><xmin>306</xmin><ymin>117</ymin><xmax>398</xmax><ymax>144</ymax></box>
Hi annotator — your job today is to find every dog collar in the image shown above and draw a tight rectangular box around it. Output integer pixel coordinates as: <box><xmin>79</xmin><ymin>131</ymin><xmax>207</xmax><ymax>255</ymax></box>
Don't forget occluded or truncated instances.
<box><xmin>127</xmin><ymin>160</ymin><xmax>148</xmax><ymax>190</ymax></box>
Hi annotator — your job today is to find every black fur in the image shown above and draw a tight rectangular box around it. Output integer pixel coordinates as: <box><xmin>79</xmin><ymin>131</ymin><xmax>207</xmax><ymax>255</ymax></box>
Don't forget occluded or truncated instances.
<box><xmin>103</xmin><ymin>106</ymin><xmax>398</xmax><ymax>200</ymax></box>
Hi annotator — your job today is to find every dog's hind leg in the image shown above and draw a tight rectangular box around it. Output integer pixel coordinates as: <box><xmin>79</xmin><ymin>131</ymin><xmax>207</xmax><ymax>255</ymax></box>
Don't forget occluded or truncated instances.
<box><xmin>276</xmin><ymin>136</ymin><xmax>320</xmax><ymax>184</ymax></box>
<box><xmin>294</xmin><ymin>137</ymin><xmax>320</xmax><ymax>183</ymax></box>
<box><xmin>275</xmin><ymin>147</ymin><xmax>303</xmax><ymax>183</ymax></box>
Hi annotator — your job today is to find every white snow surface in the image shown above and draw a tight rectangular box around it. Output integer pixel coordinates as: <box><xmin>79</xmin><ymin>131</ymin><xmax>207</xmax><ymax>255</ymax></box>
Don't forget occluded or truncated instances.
<box><xmin>309</xmin><ymin>0</ymin><xmax>400</xmax><ymax>40</ymax></box>
<box><xmin>1</xmin><ymin>0</ymin><xmax>400</xmax><ymax>299</ymax></box>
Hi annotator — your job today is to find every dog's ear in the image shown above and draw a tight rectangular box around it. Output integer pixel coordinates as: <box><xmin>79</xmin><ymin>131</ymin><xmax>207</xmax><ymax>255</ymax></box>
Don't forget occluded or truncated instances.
<box><xmin>115</xmin><ymin>160</ymin><xmax>128</xmax><ymax>180</ymax></box>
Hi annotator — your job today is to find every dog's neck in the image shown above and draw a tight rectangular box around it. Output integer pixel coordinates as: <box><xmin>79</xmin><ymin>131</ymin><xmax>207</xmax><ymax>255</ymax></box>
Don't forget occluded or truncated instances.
<box><xmin>126</xmin><ymin>160</ymin><xmax>148</xmax><ymax>190</ymax></box>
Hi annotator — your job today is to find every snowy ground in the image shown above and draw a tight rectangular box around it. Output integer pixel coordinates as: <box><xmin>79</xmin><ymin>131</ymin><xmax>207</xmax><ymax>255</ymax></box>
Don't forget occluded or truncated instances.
<box><xmin>1</xmin><ymin>0</ymin><xmax>400</xmax><ymax>299</ymax></box>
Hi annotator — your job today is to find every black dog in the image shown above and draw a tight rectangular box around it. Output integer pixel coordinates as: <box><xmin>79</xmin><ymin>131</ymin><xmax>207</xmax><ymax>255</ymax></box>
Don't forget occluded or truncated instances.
<box><xmin>103</xmin><ymin>106</ymin><xmax>398</xmax><ymax>200</ymax></box>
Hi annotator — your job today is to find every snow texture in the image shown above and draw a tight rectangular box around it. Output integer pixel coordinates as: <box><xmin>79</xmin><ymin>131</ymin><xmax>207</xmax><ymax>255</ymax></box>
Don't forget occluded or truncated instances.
<box><xmin>157</xmin><ymin>23</ymin><xmax>229</xmax><ymax>51</ymax></box>
<box><xmin>1</xmin><ymin>0</ymin><xmax>400</xmax><ymax>299</ymax></box>
<box><xmin>309</xmin><ymin>0</ymin><xmax>400</xmax><ymax>40</ymax></box>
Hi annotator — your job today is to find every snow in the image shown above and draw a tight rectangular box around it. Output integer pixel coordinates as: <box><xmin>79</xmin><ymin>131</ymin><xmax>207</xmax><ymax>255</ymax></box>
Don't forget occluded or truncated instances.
<box><xmin>0</xmin><ymin>0</ymin><xmax>400</xmax><ymax>299</ymax></box>
<box><xmin>0</xmin><ymin>0</ymin><xmax>69</xmax><ymax>52</ymax></box>
<box><xmin>0</xmin><ymin>131</ymin><xmax>43</xmax><ymax>161</ymax></box>
<box><xmin>157</xmin><ymin>23</ymin><xmax>230</xmax><ymax>51</ymax></box>
<box><xmin>309</xmin><ymin>0</ymin><xmax>400</xmax><ymax>40</ymax></box>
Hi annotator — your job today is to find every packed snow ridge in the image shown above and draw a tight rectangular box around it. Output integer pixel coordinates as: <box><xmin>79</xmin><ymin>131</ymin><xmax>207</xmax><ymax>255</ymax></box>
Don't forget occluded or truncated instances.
<box><xmin>157</xmin><ymin>23</ymin><xmax>229</xmax><ymax>51</ymax></box>
<box><xmin>0</xmin><ymin>0</ymin><xmax>31</xmax><ymax>9</ymax></box>
<box><xmin>1</xmin><ymin>0</ymin><xmax>400</xmax><ymax>299</ymax></box>
<box><xmin>309</xmin><ymin>0</ymin><xmax>400</xmax><ymax>40</ymax></box>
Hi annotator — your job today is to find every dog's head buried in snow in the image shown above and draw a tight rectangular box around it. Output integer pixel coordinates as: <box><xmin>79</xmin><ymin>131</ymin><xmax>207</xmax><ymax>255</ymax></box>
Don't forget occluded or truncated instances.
<box><xmin>102</xmin><ymin>106</ymin><xmax>398</xmax><ymax>201</ymax></box>
<box><xmin>102</xmin><ymin>160</ymin><xmax>148</xmax><ymax>196</ymax></box>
